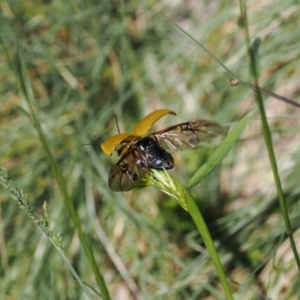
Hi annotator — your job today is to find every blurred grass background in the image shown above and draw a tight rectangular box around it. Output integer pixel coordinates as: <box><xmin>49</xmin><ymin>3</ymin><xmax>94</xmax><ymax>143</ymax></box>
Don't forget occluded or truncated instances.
<box><xmin>1</xmin><ymin>0</ymin><xmax>300</xmax><ymax>299</ymax></box>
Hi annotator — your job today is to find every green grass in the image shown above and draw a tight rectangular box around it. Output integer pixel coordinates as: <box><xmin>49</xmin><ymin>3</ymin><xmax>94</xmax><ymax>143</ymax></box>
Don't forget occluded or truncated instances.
<box><xmin>1</xmin><ymin>0</ymin><xmax>300</xmax><ymax>299</ymax></box>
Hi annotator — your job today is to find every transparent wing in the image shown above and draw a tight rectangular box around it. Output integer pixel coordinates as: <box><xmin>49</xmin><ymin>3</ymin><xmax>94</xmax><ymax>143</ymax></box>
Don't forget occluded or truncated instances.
<box><xmin>108</xmin><ymin>151</ymin><xmax>149</xmax><ymax>192</ymax></box>
<box><xmin>149</xmin><ymin>120</ymin><xmax>227</xmax><ymax>151</ymax></box>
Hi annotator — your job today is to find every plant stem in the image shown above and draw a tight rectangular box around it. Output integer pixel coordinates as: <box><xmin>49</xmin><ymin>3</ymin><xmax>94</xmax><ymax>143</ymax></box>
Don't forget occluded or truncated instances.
<box><xmin>239</xmin><ymin>0</ymin><xmax>300</xmax><ymax>270</ymax></box>
<box><xmin>186</xmin><ymin>190</ymin><xmax>234</xmax><ymax>300</ymax></box>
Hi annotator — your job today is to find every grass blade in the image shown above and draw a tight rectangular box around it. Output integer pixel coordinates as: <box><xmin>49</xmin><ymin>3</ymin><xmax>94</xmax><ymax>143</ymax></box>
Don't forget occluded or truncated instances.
<box><xmin>186</xmin><ymin>110</ymin><xmax>255</xmax><ymax>189</ymax></box>
<box><xmin>1</xmin><ymin>42</ymin><xmax>111</xmax><ymax>299</ymax></box>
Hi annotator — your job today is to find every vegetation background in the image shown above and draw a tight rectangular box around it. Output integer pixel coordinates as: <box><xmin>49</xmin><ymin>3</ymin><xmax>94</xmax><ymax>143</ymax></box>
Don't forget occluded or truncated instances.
<box><xmin>1</xmin><ymin>0</ymin><xmax>300</xmax><ymax>299</ymax></box>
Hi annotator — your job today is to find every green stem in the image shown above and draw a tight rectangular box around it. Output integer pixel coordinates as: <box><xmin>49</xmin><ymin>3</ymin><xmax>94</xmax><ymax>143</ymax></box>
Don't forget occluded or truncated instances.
<box><xmin>185</xmin><ymin>190</ymin><xmax>233</xmax><ymax>300</ymax></box>
<box><xmin>239</xmin><ymin>0</ymin><xmax>300</xmax><ymax>270</ymax></box>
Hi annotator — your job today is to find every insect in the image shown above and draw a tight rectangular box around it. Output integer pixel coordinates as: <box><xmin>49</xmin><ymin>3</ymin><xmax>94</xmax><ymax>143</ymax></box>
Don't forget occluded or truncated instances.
<box><xmin>101</xmin><ymin>109</ymin><xmax>226</xmax><ymax>192</ymax></box>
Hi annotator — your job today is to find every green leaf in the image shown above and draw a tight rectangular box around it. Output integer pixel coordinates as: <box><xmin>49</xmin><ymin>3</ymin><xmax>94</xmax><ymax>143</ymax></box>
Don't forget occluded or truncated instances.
<box><xmin>249</xmin><ymin>38</ymin><xmax>261</xmax><ymax>78</ymax></box>
<box><xmin>186</xmin><ymin>110</ymin><xmax>255</xmax><ymax>189</ymax></box>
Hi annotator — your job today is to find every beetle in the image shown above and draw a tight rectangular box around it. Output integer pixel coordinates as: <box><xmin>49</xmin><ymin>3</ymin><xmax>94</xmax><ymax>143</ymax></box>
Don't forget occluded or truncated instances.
<box><xmin>101</xmin><ymin>109</ymin><xmax>226</xmax><ymax>191</ymax></box>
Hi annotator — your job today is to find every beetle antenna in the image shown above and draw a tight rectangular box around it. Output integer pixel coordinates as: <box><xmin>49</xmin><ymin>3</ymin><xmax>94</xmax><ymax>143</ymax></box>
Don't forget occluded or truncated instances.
<box><xmin>115</xmin><ymin>114</ymin><xmax>121</xmax><ymax>134</ymax></box>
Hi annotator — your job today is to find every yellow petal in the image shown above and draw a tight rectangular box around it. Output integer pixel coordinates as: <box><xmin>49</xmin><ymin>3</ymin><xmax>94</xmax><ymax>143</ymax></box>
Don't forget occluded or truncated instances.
<box><xmin>133</xmin><ymin>109</ymin><xmax>176</xmax><ymax>136</ymax></box>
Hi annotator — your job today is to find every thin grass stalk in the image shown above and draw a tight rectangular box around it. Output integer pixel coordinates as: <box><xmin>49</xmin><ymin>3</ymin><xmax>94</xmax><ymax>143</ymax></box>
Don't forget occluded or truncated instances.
<box><xmin>239</xmin><ymin>0</ymin><xmax>300</xmax><ymax>270</ymax></box>
<box><xmin>0</xmin><ymin>39</ymin><xmax>111</xmax><ymax>300</ymax></box>
<box><xmin>168</xmin><ymin>17</ymin><xmax>300</xmax><ymax>109</ymax></box>
<box><xmin>0</xmin><ymin>164</ymin><xmax>95</xmax><ymax>299</ymax></box>
<box><xmin>185</xmin><ymin>190</ymin><xmax>234</xmax><ymax>300</ymax></box>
